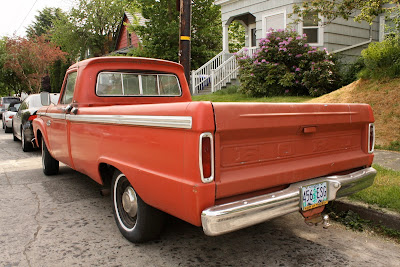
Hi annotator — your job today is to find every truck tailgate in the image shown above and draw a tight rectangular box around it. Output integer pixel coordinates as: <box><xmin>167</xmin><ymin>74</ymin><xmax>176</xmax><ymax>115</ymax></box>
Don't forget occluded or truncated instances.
<box><xmin>212</xmin><ymin>102</ymin><xmax>374</xmax><ymax>199</ymax></box>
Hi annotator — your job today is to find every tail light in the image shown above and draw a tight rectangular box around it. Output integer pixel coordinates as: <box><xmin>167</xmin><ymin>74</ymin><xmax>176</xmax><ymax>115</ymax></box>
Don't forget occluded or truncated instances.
<box><xmin>368</xmin><ymin>123</ymin><xmax>375</xmax><ymax>154</ymax></box>
<box><xmin>199</xmin><ymin>132</ymin><xmax>214</xmax><ymax>183</ymax></box>
<box><xmin>8</xmin><ymin>115</ymin><xmax>13</xmax><ymax>119</ymax></box>
<box><xmin>28</xmin><ymin>115</ymin><xmax>37</xmax><ymax>121</ymax></box>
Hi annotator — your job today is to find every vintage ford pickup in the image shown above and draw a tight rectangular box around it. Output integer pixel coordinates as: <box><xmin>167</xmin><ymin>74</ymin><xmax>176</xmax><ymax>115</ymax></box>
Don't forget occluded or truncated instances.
<box><xmin>33</xmin><ymin>57</ymin><xmax>377</xmax><ymax>243</ymax></box>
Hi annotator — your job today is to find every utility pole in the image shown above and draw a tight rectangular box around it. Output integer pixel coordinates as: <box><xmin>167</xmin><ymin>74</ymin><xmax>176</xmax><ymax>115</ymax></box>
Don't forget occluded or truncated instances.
<box><xmin>178</xmin><ymin>0</ymin><xmax>191</xmax><ymax>86</ymax></box>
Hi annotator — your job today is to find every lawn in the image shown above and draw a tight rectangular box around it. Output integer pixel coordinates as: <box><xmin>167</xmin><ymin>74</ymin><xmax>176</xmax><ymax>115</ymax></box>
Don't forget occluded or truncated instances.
<box><xmin>192</xmin><ymin>87</ymin><xmax>313</xmax><ymax>103</ymax></box>
<box><xmin>349</xmin><ymin>164</ymin><xmax>400</xmax><ymax>213</ymax></box>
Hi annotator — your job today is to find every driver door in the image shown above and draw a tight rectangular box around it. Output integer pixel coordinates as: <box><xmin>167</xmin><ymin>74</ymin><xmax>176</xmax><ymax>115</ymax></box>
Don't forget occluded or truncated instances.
<box><xmin>46</xmin><ymin>71</ymin><xmax>77</xmax><ymax>167</ymax></box>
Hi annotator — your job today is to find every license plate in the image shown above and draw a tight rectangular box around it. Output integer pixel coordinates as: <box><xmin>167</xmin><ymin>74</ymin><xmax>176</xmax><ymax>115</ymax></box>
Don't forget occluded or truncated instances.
<box><xmin>301</xmin><ymin>182</ymin><xmax>328</xmax><ymax>211</ymax></box>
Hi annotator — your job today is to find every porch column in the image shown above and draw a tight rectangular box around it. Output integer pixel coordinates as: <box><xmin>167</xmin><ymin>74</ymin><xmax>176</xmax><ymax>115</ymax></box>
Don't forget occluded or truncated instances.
<box><xmin>222</xmin><ymin>23</ymin><xmax>229</xmax><ymax>52</ymax></box>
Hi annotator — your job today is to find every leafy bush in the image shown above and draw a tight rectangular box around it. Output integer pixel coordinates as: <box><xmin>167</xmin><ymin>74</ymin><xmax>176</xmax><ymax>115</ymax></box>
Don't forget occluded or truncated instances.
<box><xmin>236</xmin><ymin>29</ymin><xmax>340</xmax><ymax>97</ymax></box>
<box><xmin>360</xmin><ymin>36</ymin><xmax>400</xmax><ymax>79</ymax></box>
<box><xmin>337</xmin><ymin>56</ymin><xmax>366</xmax><ymax>87</ymax></box>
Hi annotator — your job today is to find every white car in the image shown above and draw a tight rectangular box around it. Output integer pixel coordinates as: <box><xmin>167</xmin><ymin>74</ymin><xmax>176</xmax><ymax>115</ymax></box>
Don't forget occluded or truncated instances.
<box><xmin>3</xmin><ymin>102</ymin><xmax>21</xmax><ymax>133</ymax></box>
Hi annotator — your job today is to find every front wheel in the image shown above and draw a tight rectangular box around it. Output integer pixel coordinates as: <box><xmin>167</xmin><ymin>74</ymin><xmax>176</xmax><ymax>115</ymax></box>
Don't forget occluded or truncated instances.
<box><xmin>111</xmin><ymin>170</ymin><xmax>165</xmax><ymax>243</ymax></box>
<box><xmin>42</xmin><ymin>138</ymin><xmax>59</xmax><ymax>175</ymax></box>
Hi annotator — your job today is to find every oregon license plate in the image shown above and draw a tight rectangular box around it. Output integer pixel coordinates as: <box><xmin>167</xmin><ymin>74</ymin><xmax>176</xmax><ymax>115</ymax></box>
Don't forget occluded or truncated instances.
<box><xmin>301</xmin><ymin>182</ymin><xmax>328</xmax><ymax>211</ymax></box>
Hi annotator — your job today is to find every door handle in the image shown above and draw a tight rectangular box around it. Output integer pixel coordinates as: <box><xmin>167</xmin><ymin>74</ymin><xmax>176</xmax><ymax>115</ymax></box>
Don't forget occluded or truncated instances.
<box><xmin>46</xmin><ymin>120</ymin><xmax>51</xmax><ymax>127</ymax></box>
<box><xmin>70</xmin><ymin>107</ymin><xmax>78</xmax><ymax>115</ymax></box>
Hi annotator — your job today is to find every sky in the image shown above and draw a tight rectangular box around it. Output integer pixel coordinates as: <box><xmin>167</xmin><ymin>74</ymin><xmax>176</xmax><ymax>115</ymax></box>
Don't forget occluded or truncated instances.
<box><xmin>0</xmin><ymin>0</ymin><xmax>76</xmax><ymax>37</ymax></box>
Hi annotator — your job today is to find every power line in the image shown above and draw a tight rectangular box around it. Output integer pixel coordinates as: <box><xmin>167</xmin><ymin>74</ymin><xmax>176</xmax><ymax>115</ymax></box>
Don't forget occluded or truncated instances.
<box><xmin>15</xmin><ymin>0</ymin><xmax>40</xmax><ymax>34</ymax></box>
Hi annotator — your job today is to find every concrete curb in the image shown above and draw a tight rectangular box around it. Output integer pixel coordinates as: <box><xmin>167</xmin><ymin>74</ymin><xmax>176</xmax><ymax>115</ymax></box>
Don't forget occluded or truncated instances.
<box><xmin>331</xmin><ymin>198</ymin><xmax>400</xmax><ymax>231</ymax></box>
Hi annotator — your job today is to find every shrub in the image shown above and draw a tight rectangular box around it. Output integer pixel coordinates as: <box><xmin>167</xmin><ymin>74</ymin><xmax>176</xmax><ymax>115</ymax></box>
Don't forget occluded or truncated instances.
<box><xmin>236</xmin><ymin>29</ymin><xmax>340</xmax><ymax>97</ymax></box>
<box><xmin>360</xmin><ymin>36</ymin><xmax>400</xmax><ymax>79</ymax></box>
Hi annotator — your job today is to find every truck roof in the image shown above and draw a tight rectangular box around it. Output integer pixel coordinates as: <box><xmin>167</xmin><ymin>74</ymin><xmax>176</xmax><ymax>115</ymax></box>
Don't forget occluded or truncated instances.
<box><xmin>68</xmin><ymin>56</ymin><xmax>184</xmax><ymax>71</ymax></box>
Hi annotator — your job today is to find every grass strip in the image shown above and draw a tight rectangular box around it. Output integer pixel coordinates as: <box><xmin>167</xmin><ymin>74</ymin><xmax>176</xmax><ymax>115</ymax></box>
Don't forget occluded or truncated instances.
<box><xmin>349</xmin><ymin>164</ymin><xmax>400</xmax><ymax>213</ymax></box>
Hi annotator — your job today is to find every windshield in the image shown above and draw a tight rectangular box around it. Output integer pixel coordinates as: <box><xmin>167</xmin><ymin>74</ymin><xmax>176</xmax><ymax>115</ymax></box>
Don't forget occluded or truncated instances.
<box><xmin>3</xmin><ymin>98</ymin><xmax>19</xmax><ymax>104</ymax></box>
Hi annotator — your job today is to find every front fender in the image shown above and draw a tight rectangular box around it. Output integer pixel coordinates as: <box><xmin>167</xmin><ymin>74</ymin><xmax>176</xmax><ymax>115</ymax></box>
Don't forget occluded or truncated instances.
<box><xmin>32</xmin><ymin>117</ymin><xmax>49</xmax><ymax>148</ymax></box>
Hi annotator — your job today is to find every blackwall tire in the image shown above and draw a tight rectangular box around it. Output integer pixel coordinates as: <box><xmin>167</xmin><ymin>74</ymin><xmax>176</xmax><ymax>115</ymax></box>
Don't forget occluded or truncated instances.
<box><xmin>21</xmin><ymin>130</ymin><xmax>32</xmax><ymax>152</ymax></box>
<box><xmin>42</xmin><ymin>138</ymin><xmax>59</xmax><ymax>176</ymax></box>
<box><xmin>12</xmin><ymin>124</ymin><xmax>18</xmax><ymax>141</ymax></box>
<box><xmin>5</xmin><ymin>126</ymin><xmax>11</xmax><ymax>133</ymax></box>
<box><xmin>111</xmin><ymin>170</ymin><xmax>165</xmax><ymax>243</ymax></box>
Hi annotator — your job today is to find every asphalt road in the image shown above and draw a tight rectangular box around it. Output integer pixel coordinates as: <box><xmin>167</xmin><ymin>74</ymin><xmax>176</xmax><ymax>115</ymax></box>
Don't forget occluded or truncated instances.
<box><xmin>0</xmin><ymin>130</ymin><xmax>399</xmax><ymax>267</ymax></box>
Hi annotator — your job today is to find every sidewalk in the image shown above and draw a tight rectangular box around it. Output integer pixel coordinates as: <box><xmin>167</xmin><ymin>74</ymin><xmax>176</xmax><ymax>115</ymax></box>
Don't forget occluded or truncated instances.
<box><xmin>334</xmin><ymin>149</ymin><xmax>400</xmax><ymax>231</ymax></box>
<box><xmin>373</xmin><ymin>149</ymin><xmax>400</xmax><ymax>171</ymax></box>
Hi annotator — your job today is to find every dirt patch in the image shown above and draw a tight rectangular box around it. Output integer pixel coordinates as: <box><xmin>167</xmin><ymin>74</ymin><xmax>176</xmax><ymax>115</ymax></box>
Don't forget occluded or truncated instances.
<box><xmin>307</xmin><ymin>78</ymin><xmax>400</xmax><ymax>146</ymax></box>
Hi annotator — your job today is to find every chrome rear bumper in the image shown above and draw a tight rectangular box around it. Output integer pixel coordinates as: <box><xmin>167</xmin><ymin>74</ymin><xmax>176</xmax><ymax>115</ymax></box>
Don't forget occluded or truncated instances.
<box><xmin>201</xmin><ymin>167</ymin><xmax>377</xmax><ymax>236</ymax></box>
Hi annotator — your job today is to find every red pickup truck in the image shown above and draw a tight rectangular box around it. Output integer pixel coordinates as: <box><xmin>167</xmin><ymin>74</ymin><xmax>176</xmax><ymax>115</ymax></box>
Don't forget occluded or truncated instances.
<box><xmin>33</xmin><ymin>57</ymin><xmax>377</xmax><ymax>243</ymax></box>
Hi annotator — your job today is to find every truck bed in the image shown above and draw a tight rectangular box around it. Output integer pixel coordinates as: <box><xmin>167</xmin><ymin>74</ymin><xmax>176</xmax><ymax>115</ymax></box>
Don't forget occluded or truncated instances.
<box><xmin>212</xmin><ymin>102</ymin><xmax>374</xmax><ymax>200</ymax></box>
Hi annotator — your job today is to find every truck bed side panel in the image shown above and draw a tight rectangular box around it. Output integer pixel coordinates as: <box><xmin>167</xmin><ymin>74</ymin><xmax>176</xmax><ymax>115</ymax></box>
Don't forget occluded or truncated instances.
<box><xmin>68</xmin><ymin>101</ymin><xmax>215</xmax><ymax>226</ymax></box>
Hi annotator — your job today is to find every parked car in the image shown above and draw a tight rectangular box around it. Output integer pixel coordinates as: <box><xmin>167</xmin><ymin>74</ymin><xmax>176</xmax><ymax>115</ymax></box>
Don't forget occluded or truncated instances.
<box><xmin>3</xmin><ymin>101</ymin><xmax>21</xmax><ymax>133</ymax></box>
<box><xmin>0</xmin><ymin>96</ymin><xmax>20</xmax><ymax>119</ymax></box>
<box><xmin>12</xmin><ymin>93</ymin><xmax>59</xmax><ymax>152</ymax></box>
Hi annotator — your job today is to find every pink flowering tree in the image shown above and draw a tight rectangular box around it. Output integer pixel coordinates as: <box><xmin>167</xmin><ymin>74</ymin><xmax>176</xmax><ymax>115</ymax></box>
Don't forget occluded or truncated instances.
<box><xmin>236</xmin><ymin>28</ymin><xmax>340</xmax><ymax>97</ymax></box>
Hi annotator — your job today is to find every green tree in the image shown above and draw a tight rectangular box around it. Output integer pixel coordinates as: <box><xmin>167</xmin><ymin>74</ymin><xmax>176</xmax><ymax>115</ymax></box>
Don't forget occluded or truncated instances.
<box><xmin>0</xmin><ymin>38</ymin><xmax>21</xmax><ymax>96</ymax></box>
<box><xmin>3</xmin><ymin>36</ymin><xmax>66</xmax><ymax>93</ymax></box>
<box><xmin>228</xmin><ymin>21</ymin><xmax>245</xmax><ymax>53</ymax></box>
<box><xmin>26</xmin><ymin>7</ymin><xmax>65</xmax><ymax>38</ymax></box>
<box><xmin>128</xmin><ymin>0</ymin><xmax>221</xmax><ymax>69</ymax></box>
<box><xmin>52</xmin><ymin>0</ymin><xmax>131</xmax><ymax>59</ymax></box>
<box><xmin>292</xmin><ymin>0</ymin><xmax>400</xmax><ymax>26</ymax></box>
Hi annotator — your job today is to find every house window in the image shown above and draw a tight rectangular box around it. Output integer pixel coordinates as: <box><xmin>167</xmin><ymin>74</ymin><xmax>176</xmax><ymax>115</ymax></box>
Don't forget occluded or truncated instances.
<box><xmin>263</xmin><ymin>11</ymin><xmax>286</xmax><ymax>34</ymax></box>
<box><xmin>251</xmin><ymin>28</ymin><xmax>257</xmax><ymax>47</ymax></box>
<box><xmin>302</xmin><ymin>11</ymin><xmax>321</xmax><ymax>44</ymax></box>
<box><xmin>380</xmin><ymin>16</ymin><xmax>399</xmax><ymax>41</ymax></box>
<box><xmin>127</xmin><ymin>31</ymin><xmax>132</xmax><ymax>46</ymax></box>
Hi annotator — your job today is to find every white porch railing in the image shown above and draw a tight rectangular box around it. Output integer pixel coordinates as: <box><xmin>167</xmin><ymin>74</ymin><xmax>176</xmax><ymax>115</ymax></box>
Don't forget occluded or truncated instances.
<box><xmin>211</xmin><ymin>47</ymin><xmax>258</xmax><ymax>93</ymax></box>
<box><xmin>191</xmin><ymin>47</ymin><xmax>258</xmax><ymax>94</ymax></box>
<box><xmin>191</xmin><ymin>51</ymin><xmax>227</xmax><ymax>95</ymax></box>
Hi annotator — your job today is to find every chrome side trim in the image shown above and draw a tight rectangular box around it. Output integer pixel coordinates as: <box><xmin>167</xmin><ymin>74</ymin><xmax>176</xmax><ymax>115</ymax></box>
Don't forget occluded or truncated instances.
<box><xmin>66</xmin><ymin>114</ymin><xmax>192</xmax><ymax>129</ymax></box>
<box><xmin>199</xmin><ymin>132</ymin><xmax>214</xmax><ymax>183</ymax></box>
<box><xmin>201</xmin><ymin>167</ymin><xmax>377</xmax><ymax>236</ymax></box>
<box><xmin>47</xmin><ymin>113</ymin><xmax>66</xmax><ymax>120</ymax></box>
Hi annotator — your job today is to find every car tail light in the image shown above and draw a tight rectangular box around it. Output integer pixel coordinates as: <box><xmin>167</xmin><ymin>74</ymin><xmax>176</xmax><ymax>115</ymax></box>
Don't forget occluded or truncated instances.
<box><xmin>28</xmin><ymin>115</ymin><xmax>37</xmax><ymax>121</ymax></box>
<box><xmin>368</xmin><ymin>123</ymin><xmax>375</xmax><ymax>154</ymax></box>
<box><xmin>199</xmin><ymin>132</ymin><xmax>214</xmax><ymax>183</ymax></box>
<box><xmin>8</xmin><ymin>115</ymin><xmax>13</xmax><ymax>119</ymax></box>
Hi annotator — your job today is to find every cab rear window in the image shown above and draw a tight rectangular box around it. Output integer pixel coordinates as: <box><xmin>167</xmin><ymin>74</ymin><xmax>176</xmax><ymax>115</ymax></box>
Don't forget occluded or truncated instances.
<box><xmin>96</xmin><ymin>72</ymin><xmax>181</xmax><ymax>96</ymax></box>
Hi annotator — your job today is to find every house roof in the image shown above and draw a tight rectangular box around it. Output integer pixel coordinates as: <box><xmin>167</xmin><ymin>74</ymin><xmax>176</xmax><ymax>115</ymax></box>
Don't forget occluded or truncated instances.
<box><xmin>113</xmin><ymin>11</ymin><xmax>146</xmax><ymax>52</ymax></box>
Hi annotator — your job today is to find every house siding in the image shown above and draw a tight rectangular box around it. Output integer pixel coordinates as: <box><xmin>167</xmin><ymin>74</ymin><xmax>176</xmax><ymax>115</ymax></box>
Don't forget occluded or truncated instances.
<box><xmin>115</xmin><ymin>15</ymin><xmax>140</xmax><ymax>51</ymax></box>
<box><xmin>217</xmin><ymin>0</ymin><xmax>382</xmax><ymax>62</ymax></box>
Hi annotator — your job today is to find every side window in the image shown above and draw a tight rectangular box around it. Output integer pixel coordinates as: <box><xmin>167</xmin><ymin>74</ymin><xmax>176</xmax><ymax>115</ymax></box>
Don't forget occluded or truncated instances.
<box><xmin>60</xmin><ymin>72</ymin><xmax>77</xmax><ymax>104</ymax></box>
<box><xmin>19</xmin><ymin>100</ymin><xmax>28</xmax><ymax>111</ymax></box>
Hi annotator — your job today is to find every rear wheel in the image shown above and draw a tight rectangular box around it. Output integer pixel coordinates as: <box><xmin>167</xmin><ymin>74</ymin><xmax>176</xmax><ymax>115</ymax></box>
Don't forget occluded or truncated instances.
<box><xmin>5</xmin><ymin>125</ymin><xmax>11</xmax><ymax>133</ymax></box>
<box><xmin>111</xmin><ymin>170</ymin><xmax>165</xmax><ymax>243</ymax></box>
<box><xmin>21</xmin><ymin>130</ymin><xmax>32</xmax><ymax>152</ymax></box>
<box><xmin>42</xmin><ymin>138</ymin><xmax>59</xmax><ymax>175</ymax></box>
<box><xmin>12</xmin><ymin>123</ymin><xmax>18</xmax><ymax>141</ymax></box>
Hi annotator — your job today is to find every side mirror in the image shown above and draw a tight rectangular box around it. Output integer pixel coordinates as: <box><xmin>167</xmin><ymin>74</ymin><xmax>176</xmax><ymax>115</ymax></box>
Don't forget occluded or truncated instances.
<box><xmin>40</xmin><ymin>92</ymin><xmax>50</xmax><ymax>106</ymax></box>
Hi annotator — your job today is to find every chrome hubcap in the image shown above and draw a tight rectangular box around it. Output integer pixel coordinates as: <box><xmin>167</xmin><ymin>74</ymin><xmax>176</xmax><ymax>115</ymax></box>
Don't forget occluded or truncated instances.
<box><xmin>122</xmin><ymin>187</ymin><xmax>138</xmax><ymax>218</ymax></box>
